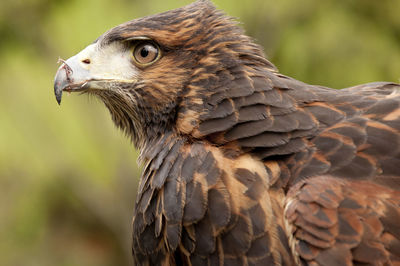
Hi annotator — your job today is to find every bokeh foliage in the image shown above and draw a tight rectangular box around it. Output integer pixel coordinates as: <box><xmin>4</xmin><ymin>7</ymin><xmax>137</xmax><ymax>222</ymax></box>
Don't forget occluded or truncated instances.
<box><xmin>0</xmin><ymin>0</ymin><xmax>399</xmax><ymax>265</ymax></box>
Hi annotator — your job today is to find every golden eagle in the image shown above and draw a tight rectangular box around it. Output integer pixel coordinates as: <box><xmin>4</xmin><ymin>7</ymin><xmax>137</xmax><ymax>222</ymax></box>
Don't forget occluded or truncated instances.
<box><xmin>54</xmin><ymin>1</ymin><xmax>400</xmax><ymax>265</ymax></box>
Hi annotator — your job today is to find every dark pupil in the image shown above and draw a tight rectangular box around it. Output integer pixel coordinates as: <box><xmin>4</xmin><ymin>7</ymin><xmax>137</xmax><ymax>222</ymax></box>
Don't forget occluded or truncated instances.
<box><xmin>140</xmin><ymin>46</ymin><xmax>149</xmax><ymax>58</ymax></box>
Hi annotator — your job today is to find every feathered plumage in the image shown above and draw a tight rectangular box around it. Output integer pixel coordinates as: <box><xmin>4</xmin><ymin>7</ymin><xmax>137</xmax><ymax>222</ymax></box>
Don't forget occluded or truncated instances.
<box><xmin>54</xmin><ymin>1</ymin><xmax>400</xmax><ymax>265</ymax></box>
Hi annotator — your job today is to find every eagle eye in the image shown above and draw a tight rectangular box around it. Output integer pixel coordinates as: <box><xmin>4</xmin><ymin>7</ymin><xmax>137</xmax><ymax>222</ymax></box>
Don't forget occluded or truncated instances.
<box><xmin>131</xmin><ymin>41</ymin><xmax>160</xmax><ymax>66</ymax></box>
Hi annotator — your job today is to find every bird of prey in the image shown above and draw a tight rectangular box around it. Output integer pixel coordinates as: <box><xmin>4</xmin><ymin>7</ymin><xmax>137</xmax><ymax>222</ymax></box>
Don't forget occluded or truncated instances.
<box><xmin>54</xmin><ymin>0</ymin><xmax>400</xmax><ymax>265</ymax></box>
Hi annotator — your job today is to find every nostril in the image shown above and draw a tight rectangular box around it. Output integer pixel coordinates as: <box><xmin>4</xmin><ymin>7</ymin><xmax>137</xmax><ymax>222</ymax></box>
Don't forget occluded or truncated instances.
<box><xmin>82</xmin><ymin>59</ymin><xmax>91</xmax><ymax>64</ymax></box>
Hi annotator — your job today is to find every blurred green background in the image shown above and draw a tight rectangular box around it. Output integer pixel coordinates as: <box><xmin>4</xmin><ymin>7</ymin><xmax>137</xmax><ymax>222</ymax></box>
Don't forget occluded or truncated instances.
<box><xmin>0</xmin><ymin>0</ymin><xmax>399</xmax><ymax>265</ymax></box>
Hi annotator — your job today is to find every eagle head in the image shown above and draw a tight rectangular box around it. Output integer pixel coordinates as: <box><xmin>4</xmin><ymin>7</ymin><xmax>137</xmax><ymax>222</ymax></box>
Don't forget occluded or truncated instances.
<box><xmin>54</xmin><ymin>0</ymin><xmax>275</xmax><ymax>148</ymax></box>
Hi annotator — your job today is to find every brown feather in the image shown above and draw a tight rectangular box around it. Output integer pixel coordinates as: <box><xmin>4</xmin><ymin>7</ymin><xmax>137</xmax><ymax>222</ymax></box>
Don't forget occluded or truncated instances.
<box><xmin>56</xmin><ymin>1</ymin><xmax>400</xmax><ymax>264</ymax></box>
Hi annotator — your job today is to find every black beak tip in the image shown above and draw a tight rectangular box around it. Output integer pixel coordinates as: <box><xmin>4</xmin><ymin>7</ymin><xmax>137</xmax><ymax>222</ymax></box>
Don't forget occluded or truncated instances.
<box><xmin>54</xmin><ymin>66</ymin><xmax>67</xmax><ymax>105</ymax></box>
<box><xmin>54</xmin><ymin>82</ymin><xmax>63</xmax><ymax>105</ymax></box>
<box><xmin>55</xmin><ymin>93</ymin><xmax>62</xmax><ymax>105</ymax></box>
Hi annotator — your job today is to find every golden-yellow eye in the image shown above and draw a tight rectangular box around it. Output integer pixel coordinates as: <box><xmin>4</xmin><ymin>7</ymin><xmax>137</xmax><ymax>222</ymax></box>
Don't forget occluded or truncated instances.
<box><xmin>132</xmin><ymin>42</ymin><xmax>160</xmax><ymax>65</ymax></box>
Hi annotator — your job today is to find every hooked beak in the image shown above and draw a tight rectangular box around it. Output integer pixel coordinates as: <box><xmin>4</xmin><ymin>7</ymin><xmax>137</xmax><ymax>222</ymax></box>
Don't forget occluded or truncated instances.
<box><xmin>54</xmin><ymin>58</ymin><xmax>90</xmax><ymax>105</ymax></box>
<box><xmin>53</xmin><ymin>57</ymin><xmax>123</xmax><ymax>105</ymax></box>
<box><xmin>53</xmin><ymin>43</ymin><xmax>138</xmax><ymax>105</ymax></box>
